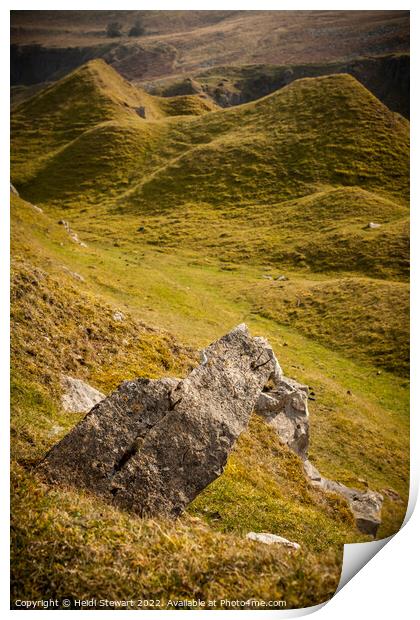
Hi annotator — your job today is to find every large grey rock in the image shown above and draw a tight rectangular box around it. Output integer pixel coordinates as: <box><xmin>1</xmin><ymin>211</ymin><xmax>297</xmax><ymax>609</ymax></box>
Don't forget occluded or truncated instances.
<box><xmin>40</xmin><ymin>325</ymin><xmax>278</xmax><ymax>518</ymax></box>
<box><xmin>61</xmin><ymin>375</ymin><xmax>105</xmax><ymax>413</ymax></box>
<box><xmin>304</xmin><ymin>460</ymin><xmax>383</xmax><ymax>536</ymax></box>
<box><xmin>255</xmin><ymin>376</ymin><xmax>309</xmax><ymax>459</ymax></box>
<box><xmin>246</xmin><ymin>532</ymin><xmax>300</xmax><ymax>550</ymax></box>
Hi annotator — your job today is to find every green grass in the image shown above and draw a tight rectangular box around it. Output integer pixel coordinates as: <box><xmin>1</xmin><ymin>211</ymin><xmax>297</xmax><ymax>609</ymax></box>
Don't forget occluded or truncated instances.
<box><xmin>10</xmin><ymin>60</ymin><xmax>410</xmax><ymax>607</ymax></box>
<box><xmin>11</xmin><ymin>204</ymin><xmax>365</xmax><ymax>607</ymax></box>
<box><xmin>11</xmin><ymin>463</ymin><xmax>342</xmax><ymax>609</ymax></box>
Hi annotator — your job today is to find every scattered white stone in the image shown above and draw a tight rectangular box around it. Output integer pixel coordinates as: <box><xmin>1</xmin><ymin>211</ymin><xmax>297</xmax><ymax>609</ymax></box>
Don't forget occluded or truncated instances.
<box><xmin>113</xmin><ymin>311</ymin><xmax>125</xmax><ymax>321</ymax></box>
<box><xmin>62</xmin><ymin>266</ymin><xmax>85</xmax><ymax>282</ymax></box>
<box><xmin>367</xmin><ymin>222</ymin><xmax>381</xmax><ymax>229</ymax></box>
<box><xmin>58</xmin><ymin>219</ymin><xmax>87</xmax><ymax>247</ymax></box>
<box><xmin>246</xmin><ymin>532</ymin><xmax>301</xmax><ymax>550</ymax></box>
<box><xmin>10</xmin><ymin>182</ymin><xmax>19</xmax><ymax>196</ymax></box>
<box><xmin>61</xmin><ymin>375</ymin><xmax>105</xmax><ymax>413</ymax></box>
<box><xmin>31</xmin><ymin>204</ymin><xmax>43</xmax><ymax>213</ymax></box>
<box><xmin>49</xmin><ymin>424</ymin><xmax>65</xmax><ymax>437</ymax></box>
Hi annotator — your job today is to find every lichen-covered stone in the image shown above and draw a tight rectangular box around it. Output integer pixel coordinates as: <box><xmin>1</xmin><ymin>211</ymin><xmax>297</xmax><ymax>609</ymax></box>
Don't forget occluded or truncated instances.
<box><xmin>304</xmin><ymin>460</ymin><xmax>383</xmax><ymax>536</ymax></box>
<box><xmin>255</xmin><ymin>376</ymin><xmax>309</xmax><ymax>459</ymax></box>
<box><xmin>40</xmin><ymin>324</ymin><xmax>277</xmax><ymax>517</ymax></box>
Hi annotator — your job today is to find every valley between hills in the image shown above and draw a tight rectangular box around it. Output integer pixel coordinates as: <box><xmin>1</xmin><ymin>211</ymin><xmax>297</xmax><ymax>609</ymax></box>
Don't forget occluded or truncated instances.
<box><xmin>11</xmin><ymin>53</ymin><xmax>409</xmax><ymax>607</ymax></box>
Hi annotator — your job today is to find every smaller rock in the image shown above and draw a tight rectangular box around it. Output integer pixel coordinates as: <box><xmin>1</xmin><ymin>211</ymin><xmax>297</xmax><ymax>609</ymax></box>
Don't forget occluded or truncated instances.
<box><xmin>304</xmin><ymin>460</ymin><xmax>383</xmax><ymax>536</ymax></box>
<box><xmin>62</xmin><ymin>266</ymin><xmax>85</xmax><ymax>282</ymax></box>
<box><xmin>255</xmin><ymin>375</ymin><xmax>309</xmax><ymax>459</ymax></box>
<box><xmin>303</xmin><ymin>459</ymin><xmax>322</xmax><ymax>483</ymax></box>
<box><xmin>262</xmin><ymin>275</ymin><xmax>273</xmax><ymax>280</ymax></box>
<box><xmin>31</xmin><ymin>204</ymin><xmax>43</xmax><ymax>213</ymax></box>
<box><xmin>246</xmin><ymin>532</ymin><xmax>300</xmax><ymax>550</ymax></box>
<box><xmin>137</xmin><ymin>226</ymin><xmax>145</xmax><ymax>232</ymax></box>
<box><xmin>366</xmin><ymin>222</ymin><xmax>381</xmax><ymax>229</ymax></box>
<box><xmin>58</xmin><ymin>220</ymin><xmax>87</xmax><ymax>246</ymax></box>
<box><xmin>381</xmin><ymin>487</ymin><xmax>403</xmax><ymax>503</ymax></box>
<box><xmin>113</xmin><ymin>311</ymin><xmax>125</xmax><ymax>322</ymax></box>
<box><xmin>49</xmin><ymin>424</ymin><xmax>65</xmax><ymax>437</ymax></box>
<box><xmin>61</xmin><ymin>375</ymin><xmax>105</xmax><ymax>413</ymax></box>
<box><xmin>276</xmin><ymin>275</ymin><xmax>289</xmax><ymax>281</ymax></box>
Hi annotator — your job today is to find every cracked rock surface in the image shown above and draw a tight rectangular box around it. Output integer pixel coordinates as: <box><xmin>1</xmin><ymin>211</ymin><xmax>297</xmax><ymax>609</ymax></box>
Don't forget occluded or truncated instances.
<box><xmin>40</xmin><ymin>324</ymin><xmax>384</xmax><ymax>534</ymax></box>
<box><xmin>39</xmin><ymin>324</ymin><xmax>278</xmax><ymax>517</ymax></box>
<box><xmin>255</xmin><ymin>376</ymin><xmax>309</xmax><ymax>459</ymax></box>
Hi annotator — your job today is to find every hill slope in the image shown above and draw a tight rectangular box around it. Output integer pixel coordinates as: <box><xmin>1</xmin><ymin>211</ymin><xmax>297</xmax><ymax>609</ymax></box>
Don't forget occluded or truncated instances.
<box><xmin>11</xmin><ymin>193</ymin><xmax>409</xmax><ymax>606</ymax></box>
<box><xmin>10</xmin><ymin>54</ymin><xmax>410</xmax><ymax>605</ymax></box>
<box><xmin>12</xmin><ymin>64</ymin><xmax>409</xmax><ymax>209</ymax></box>
<box><xmin>11</xmin><ymin>193</ymin><xmax>376</xmax><ymax>606</ymax></box>
<box><xmin>11</xmin><ymin>59</ymin><xmax>217</xmax><ymax>187</ymax></box>
<box><xmin>11</xmin><ymin>62</ymin><xmax>409</xmax><ymax>374</ymax></box>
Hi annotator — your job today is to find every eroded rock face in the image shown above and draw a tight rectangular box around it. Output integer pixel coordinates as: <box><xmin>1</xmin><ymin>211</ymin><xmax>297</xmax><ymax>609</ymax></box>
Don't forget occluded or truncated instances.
<box><xmin>40</xmin><ymin>324</ymin><xmax>278</xmax><ymax>517</ymax></box>
<box><xmin>41</xmin><ymin>325</ymin><xmax>383</xmax><ymax>535</ymax></box>
<box><xmin>255</xmin><ymin>376</ymin><xmax>309</xmax><ymax>459</ymax></box>
<box><xmin>304</xmin><ymin>460</ymin><xmax>383</xmax><ymax>536</ymax></box>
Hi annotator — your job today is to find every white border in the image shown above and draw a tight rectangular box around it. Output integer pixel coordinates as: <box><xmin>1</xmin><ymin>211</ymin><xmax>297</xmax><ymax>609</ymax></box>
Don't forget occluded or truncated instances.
<box><xmin>2</xmin><ymin>2</ymin><xmax>417</xmax><ymax>618</ymax></box>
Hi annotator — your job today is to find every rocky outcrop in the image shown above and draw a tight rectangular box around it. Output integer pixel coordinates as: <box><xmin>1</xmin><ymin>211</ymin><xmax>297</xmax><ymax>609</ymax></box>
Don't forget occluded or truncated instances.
<box><xmin>42</xmin><ymin>325</ymin><xmax>383</xmax><ymax>534</ymax></box>
<box><xmin>61</xmin><ymin>375</ymin><xmax>105</xmax><ymax>413</ymax></box>
<box><xmin>40</xmin><ymin>325</ymin><xmax>279</xmax><ymax>517</ymax></box>
<box><xmin>255</xmin><ymin>377</ymin><xmax>309</xmax><ymax>459</ymax></box>
<box><xmin>304</xmin><ymin>460</ymin><xmax>383</xmax><ymax>536</ymax></box>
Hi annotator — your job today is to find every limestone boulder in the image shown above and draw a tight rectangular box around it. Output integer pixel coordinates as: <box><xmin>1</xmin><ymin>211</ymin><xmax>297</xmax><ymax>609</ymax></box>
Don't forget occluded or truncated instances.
<box><xmin>40</xmin><ymin>324</ymin><xmax>278</xmax><ymax>518</ymax></box>
<box><xmin>61</xmin><ymin>375</ymin><xmax>105</xmax><ymax>413</ymax></box>
<box><xmin>255</xmin><ymin>376</ymin><xmax>309</xmax><ymax>459</ymax></box>
<box><xmin>304</xmin><ymin>460</ymin><xmax>383</xmax><ymax>536</ymax></box>
<box><xmin>246</xmin><ymin>532</ymin><xmax>301</xmax><ymax>550</ymax></box>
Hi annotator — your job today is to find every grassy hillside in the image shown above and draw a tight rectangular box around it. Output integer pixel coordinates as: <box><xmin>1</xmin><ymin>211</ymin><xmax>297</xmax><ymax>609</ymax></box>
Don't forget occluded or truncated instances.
<box><xmin>10</xmin><ymin>57</ymin><xmax>409</xmax><ymax>607</ymax></box>
<box><xmin>11</xmin><ymin>59</ymin><xmax>217</xmax><ymax>189</ymax></box>
<box><xmin>11</xmin><ymin>62</ymin><xmax>409</xmax><ymax>374</ymax></box>
<box><xmin>13</xmin><ymin>68</ymin><xmax>409</xmax><ymax>209</ymax></box>
<box><xmin>12</xmin><ymin>194</ymin><xmax>378</xmax><ymax>607</ymax></box>
<box><xmin>125</xmin><ymin>74</ymin><xmax>408</xmax><ymax>210</ymax></box>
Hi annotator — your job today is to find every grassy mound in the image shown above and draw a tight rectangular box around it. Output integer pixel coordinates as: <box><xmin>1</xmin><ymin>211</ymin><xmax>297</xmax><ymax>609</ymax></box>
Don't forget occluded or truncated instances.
<box><xmin>11</xmin><ymin>196</ymin><xmax>373</xmax><ymax>607</ymax></box>
<box><xmin>132</xmin><ymin>187</ymin><xmax>408</xmax><ymax>280</ymax></box>
<box><xmin>10</xmin><ymin>57</ymin><xmax>410</xmax><ymax>606</ymax></box>
<box><xmin>246</xmin><ymin>275</ymin><xmax>409</xmax><ymax>375</ymax></box>
<box><xmin>126</xmin><ymin>74</ymin><xmax>409</xmax><ymax>210</ymax></box>
<box><xmin>11</xmin><ymin>59</ymin><xmax>217</xmax><ymax>189</ymax></box>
